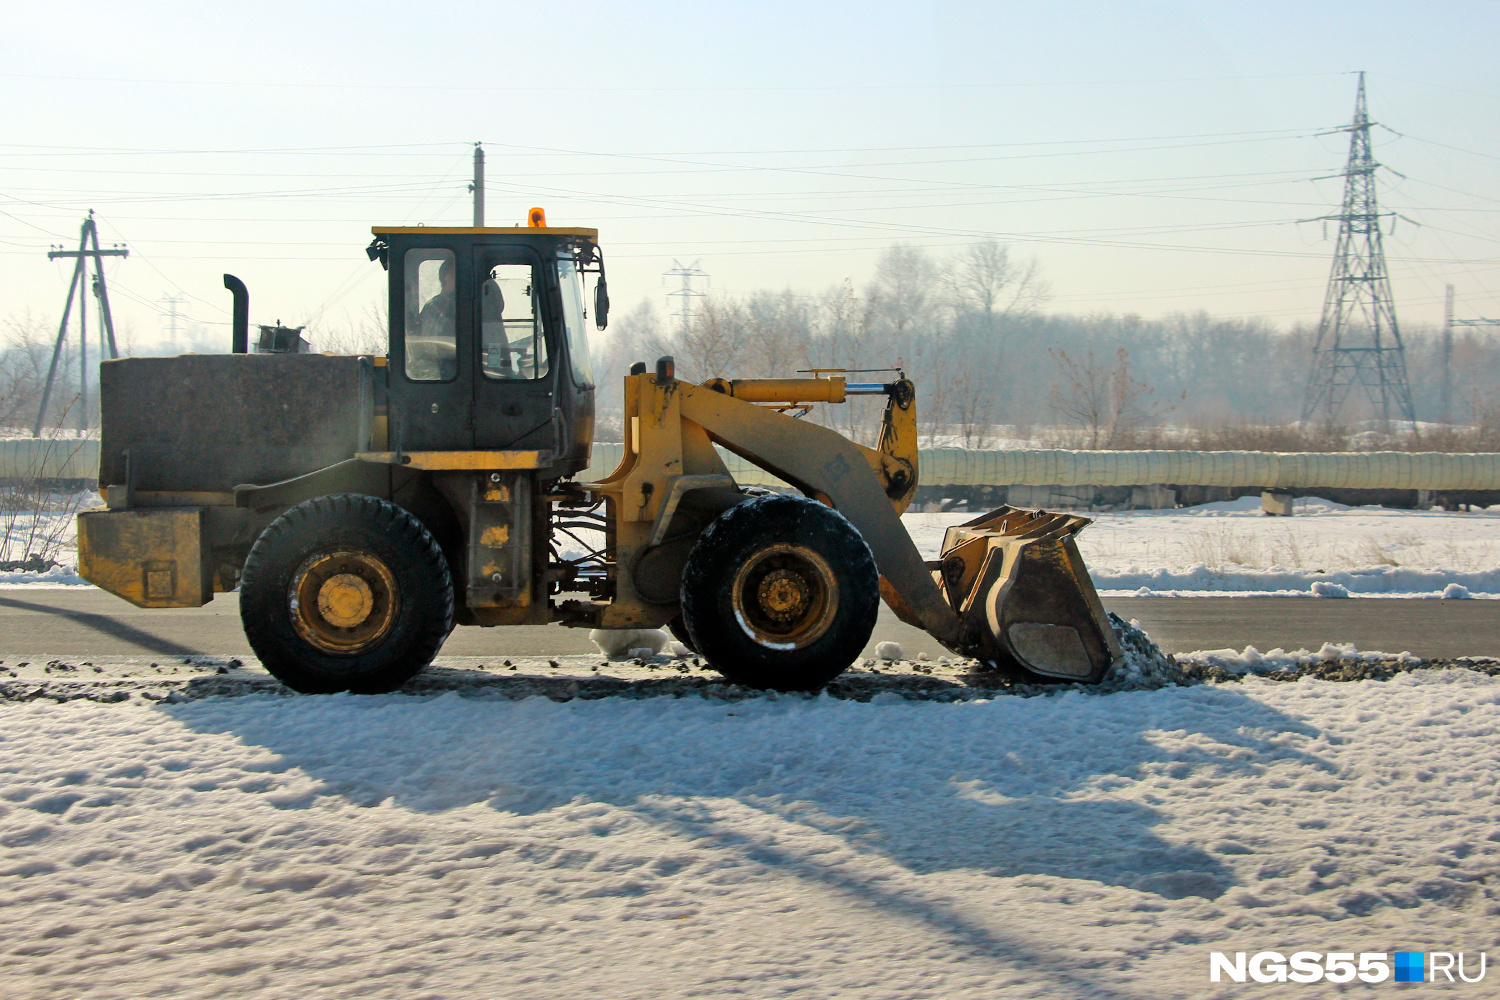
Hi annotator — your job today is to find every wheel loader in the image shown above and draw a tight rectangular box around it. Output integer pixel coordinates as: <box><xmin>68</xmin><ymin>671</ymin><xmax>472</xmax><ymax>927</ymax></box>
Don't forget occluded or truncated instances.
<box><xmin>76</xmin><ymin>219</ymin><xmax>1120</xmax><ymax>694</ymax></box>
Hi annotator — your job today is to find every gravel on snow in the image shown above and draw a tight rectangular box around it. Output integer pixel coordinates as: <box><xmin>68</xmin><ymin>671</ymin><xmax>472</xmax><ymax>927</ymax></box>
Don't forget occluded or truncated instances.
<box><xmin>2</xmin><ymin>615</ymin><xmax>1496</xmax><ymax>707</ymax></box>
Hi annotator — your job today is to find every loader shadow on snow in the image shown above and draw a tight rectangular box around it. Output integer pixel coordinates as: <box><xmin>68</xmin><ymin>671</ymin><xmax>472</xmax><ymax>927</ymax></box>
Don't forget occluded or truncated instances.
<box><xmin>162</xmin><ymin>684</ymin><xmax>1328</xmax><ymax>906</ymax></box>
<box><xmin>161</xmin><ymin>687</ymin><xmax>1331</xmax><ymax>996</ymax></box>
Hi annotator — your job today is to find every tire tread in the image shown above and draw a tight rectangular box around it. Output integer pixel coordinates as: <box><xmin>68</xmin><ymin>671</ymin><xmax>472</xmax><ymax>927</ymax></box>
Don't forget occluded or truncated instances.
<box><xmin>240</xmin><ymin>494</ymin><xmax>453</xmax><ymax>694</ymax></box>
<box><xmin>680</xmin><ymin>494</ymin><xmax>877</xmax><ymax>691</ymax></box>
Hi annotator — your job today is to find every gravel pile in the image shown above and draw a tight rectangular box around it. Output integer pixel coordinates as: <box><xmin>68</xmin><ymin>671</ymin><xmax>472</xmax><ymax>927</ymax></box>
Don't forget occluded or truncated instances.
<box><xmin>1098</xmin><ymin>612</ymin><xmax>1190</xmax><ymax>691</ymax></box>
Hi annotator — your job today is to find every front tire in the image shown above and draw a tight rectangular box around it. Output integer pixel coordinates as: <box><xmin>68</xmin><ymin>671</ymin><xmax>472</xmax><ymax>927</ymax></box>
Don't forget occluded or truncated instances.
<box><xmin>680</xmin><ymin>494</ymin><xmax>878</xmax><ymax>691</ymax></box>
<box><xmin>240</xmin><ymin>494</ymin><xmax>454</xmax><ymax>694</ymax></box>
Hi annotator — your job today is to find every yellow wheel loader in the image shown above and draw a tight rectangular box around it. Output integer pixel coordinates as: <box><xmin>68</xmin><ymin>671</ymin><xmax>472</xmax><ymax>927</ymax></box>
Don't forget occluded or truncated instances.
<box><xmin>76</xmin><ymin>222</ymin><xmax>1119</xmax><ymax>694</ymax></box>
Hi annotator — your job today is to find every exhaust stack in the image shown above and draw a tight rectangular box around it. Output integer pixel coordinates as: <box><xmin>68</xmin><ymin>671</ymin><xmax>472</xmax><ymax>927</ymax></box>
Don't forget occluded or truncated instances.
<box><xmin>224</xmin><ymin>274</ymin><xmax>249</xmax><ymax>353</ymax></box>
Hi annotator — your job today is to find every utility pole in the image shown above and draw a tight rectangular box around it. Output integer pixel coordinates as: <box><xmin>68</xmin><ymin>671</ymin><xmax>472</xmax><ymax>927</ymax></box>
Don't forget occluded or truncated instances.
<box><xmin>469</xmin><ymin>143</ymin><xmax>484</xmax><ymax>227</ymax></box>
<box><xmin>1301</xmin><ymin>72</ymin><xmax>1416</xmax><ymax>428</ymax></box>
<box><xmin>34</xmin><ymin>211</ymin><xmax>128</xmax><ymax>437</ymax></box>
<box><xmin>79</xmin><ymin>261</ymin><xmax>88</xmax><ymax>430</ymax></box>
<box><xmin>1442</xmin><ymin>284</ymin><xmax>1500</xmax><ymax>424</ymax></box>
<box><xmin>664</xmin><ymin>259</ymin><xmax>709</xmax><ymax>334</ymax></box>
<box><xmin>1443</xmin><ymin>284</ymin><xmax>1454</xmax><ymax>424</ymax></box>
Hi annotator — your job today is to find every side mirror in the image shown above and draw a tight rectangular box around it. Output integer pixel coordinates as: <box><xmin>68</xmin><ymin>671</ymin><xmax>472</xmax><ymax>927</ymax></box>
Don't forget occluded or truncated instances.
<box><xmin>594</xmin><ymin>276</ymin><xmax>610</xmax><ymax>331</ymax></box>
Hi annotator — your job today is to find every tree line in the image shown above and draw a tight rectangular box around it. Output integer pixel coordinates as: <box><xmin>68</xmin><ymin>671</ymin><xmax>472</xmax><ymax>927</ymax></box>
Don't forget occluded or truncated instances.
<box><xmin>594</xmin><ymin>242</ymin><xmax>1500</xmax><ymax>451</ymax></box>
<box><xmin>3</xmin><ymin>241</ymin><xmax>1497</xmax><ymax>451</ymax></box>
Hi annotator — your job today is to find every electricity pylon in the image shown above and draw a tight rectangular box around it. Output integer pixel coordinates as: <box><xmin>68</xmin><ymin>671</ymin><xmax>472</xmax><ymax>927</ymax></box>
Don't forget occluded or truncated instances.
<box><xmin>1301</xmin><ymin>72</ymin><xmax>1415</xmax><ymax>427</ymax></box>
<box><xmin>1442</xmin><ymin>284</ymin><xmax>1500</xmax><ymax>423</ymax></box>
<box><xmin>664</xmin><ymin>260</ymin><xmax>709</xmax><ymax>334</ymax></box>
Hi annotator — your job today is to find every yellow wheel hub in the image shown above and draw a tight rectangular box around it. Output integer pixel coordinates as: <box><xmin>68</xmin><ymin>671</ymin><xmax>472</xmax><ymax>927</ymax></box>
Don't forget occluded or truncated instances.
<box><xmin>318</xmin><ymin>573</ymin><xmax>374</xmax><ymax>627</ymax></box>
<box><xmin>757</xmin><ymin>569</ymin><xmax>810</xmax><ymax>622</ymax></box>
<box><xmin>290</xmin><ymin>550</ymin><xmax>399</xmax><ymax>655</ymax></box>
<box><xmin>732</xmin><ymin>544</ymin><xmax>838</xmax><ymax>650</ymax></box>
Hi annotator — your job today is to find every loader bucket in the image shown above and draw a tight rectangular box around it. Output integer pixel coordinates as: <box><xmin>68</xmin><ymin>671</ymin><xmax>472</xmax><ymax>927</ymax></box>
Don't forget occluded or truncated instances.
<box><xmin>934</xmin><ymin>506</ymin><xmax>1121</xmax><ymax>683</ymax></box>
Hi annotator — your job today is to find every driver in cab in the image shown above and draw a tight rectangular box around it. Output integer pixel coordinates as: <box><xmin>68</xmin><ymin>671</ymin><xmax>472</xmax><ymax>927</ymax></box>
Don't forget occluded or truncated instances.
<box><xmin>409</xmin><ymin>257</ymin><xmax>458</xmax><ymax>380</ymax></box>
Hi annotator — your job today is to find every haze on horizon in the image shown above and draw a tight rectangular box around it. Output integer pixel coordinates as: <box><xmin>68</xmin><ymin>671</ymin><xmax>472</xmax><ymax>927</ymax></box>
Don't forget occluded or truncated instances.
<box><xmin>1</xmin><ymin>1</ymin><xmax>1496</xmax><ymax>354</ymax></box>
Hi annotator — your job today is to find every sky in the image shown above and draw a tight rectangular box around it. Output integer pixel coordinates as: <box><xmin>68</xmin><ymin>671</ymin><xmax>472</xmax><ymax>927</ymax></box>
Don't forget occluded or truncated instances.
<box><xmin>2</xmin><ymin>1</ymin><xmax>1497</xmax><ymax>354</ymax></box>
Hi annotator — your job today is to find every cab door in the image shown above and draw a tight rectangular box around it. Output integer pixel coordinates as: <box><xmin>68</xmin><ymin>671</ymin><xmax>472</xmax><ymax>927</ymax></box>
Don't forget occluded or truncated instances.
<box><xmin>389</xmin><ymin>245</ymin><xmax>473</xmax><ymax>451</ymax></box>
<box><xmin>470</xmin><ymin>247</ymin><xmax>556</xmax><ymax>451</ymax></box>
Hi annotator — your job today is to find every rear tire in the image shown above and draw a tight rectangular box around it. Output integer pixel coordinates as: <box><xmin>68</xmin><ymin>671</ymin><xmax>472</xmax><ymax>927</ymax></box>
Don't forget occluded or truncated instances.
<box><xmin>240</xmin><ymin>494</ymin><xmax>453</xmax><ymax>694</ymax></box>
<box><xmin>680</xmin><ymin>494</ymin><xmax>877</xmax><ymax>691</ymax></box>
<box><xmin>667</xmin><ymin>614</ymin><xmax>697</xmax><ymax>654</ymax></box>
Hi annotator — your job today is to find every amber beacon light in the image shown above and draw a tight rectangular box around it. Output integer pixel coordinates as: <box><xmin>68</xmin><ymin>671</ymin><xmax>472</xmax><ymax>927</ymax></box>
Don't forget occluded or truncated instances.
<box><xmin>527</xmin><ymin>207</ymin><xmax>547</xmax><ymax>227</ymax></box>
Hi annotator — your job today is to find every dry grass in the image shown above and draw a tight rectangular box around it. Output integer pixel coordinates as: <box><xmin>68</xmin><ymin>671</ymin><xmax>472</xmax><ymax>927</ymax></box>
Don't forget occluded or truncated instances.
<box><xmin>0</xmin><ymin>434</ymin><xmax>94</xmax><ymax>571</ymax></box>
<box><xmin>1359</xmin><ymin>536</ymin><xmax>1399</xmax><ymax>566</ymax></box>
<box><xmin>0</xmin><ymin>487</ymin><xmax>88</xmax><ymax>570</ymax></box>
<box><xmin>1184</xmin><ymin>523</ymin><xmax>1265</xmax><ymax>568</ymax></box>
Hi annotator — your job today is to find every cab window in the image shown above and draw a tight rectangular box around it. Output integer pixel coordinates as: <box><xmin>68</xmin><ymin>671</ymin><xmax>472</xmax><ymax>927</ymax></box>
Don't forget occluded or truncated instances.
<box><xmin>556</xmin><ymin>253</ymin><xmax>595</xmax><ymax>386</ymax></box>
<box><xmin>480</xmin><ymin>263</ymin><xmax>549</xmax><ymax>380</ymax></box>
<box><xmin>403</xmin><ymin>249</ymin><xmax>456</xmax><ymax>382</ymax></box>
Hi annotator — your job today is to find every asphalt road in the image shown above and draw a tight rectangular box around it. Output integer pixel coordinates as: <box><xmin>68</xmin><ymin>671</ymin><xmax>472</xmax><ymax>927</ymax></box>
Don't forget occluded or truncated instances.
<box><xmin>0</xmin><ymin>589</ymin><xmax>1495</xmax><ymax>660</ymax></box>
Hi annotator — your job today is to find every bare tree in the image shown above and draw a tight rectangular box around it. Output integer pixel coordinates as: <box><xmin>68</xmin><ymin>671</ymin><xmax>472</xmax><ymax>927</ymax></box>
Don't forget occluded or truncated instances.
<box><xmin>816</xmin><ymin>279</ymin><xmax>873</xmax><ymax>370</ymax></box>
<box><xmin>868</xmin><ymin>244</ymin><xmax>935</xmax><ymax>342</ymax></box>
<box><xmin>941</xmin><ymin>240</ymin><xmax>1047</xmax><ymax>326</ymax></box>
<box><xmin>0</xmin><ymin>311</ymin><xmax>82</xmax><ymax>433</ymax></box>
<box><xmin>1047</xmin><ymin>347</ymin><xmax>1164</xmax><ymax>449</ymax></box>
<box><xmin>811</xmin><ymin>280</ymin><xmax>883</xmax><ymax>441</ymax></box>
<box><xmin>307</xmin><ymin>301</ymin><xmax>388</xmax><ymax>356</ymax></box>
<box><xmin>594</xmin><ymin>299</ymin><xmax>660</xmax><ymax>387</ymax></box>
<box><xmin>949</xmin><ymin>361</ymin><xmax>999</xmax><ymax>448</ymax></box>
<box><xmin>656</xmin><ymin>298</ymin><xmax>746</xmax><ymax>381</ymax></box>
<box><xmin>932</xmin><ymin>241</ymin><xmax>1047</xmax><ymax>445</ymax></box>
<box><xmin>586</xmin><ymin>299</ymin><xmax>663</xmax><ymax>441</ymax></box>
<box><xmin>741</xmin><ymin>290</ymin><xmax>812</xmax><ymax>378</ymax></box>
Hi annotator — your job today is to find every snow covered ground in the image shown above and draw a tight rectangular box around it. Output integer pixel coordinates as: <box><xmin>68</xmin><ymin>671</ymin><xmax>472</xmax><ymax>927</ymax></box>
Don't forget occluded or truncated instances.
<box><xmin>1</xmin><ymin>669</ymin><xmax>1496</xmax><ymax>998</ymax></box>
<box><xmin>905</xmin><ymin>496</ymin><xmax>1500</xmax><ymax>598</ymax></box>
<box><xmin>0</xmin><ymin>560</ymin><xmax>85</xmax><ymax>588</ymax></box>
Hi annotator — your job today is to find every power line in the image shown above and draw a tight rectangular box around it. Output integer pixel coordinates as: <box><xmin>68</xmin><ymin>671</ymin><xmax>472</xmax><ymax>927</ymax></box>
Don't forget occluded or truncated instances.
<box><xmin>0</xmin><ymin>69</ymin><xmax>1348</xmax><ymax>94</ymax></box>
<box><xmin>0</xmin><ymin>130</ymin><xmax>1327</xmax><ymax>174</ymax></box>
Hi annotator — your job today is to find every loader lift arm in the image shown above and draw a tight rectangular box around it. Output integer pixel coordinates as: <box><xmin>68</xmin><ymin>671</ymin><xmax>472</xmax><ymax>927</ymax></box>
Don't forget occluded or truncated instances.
<box><xmin>681</xmin><ymin>377</ymin><xmax>961</xmax><ymax>645</ymax></box>
<box><xmin>581</xmin><ymin>363</ymin><xmax>1119</xmax><ymax>683</ymax></box>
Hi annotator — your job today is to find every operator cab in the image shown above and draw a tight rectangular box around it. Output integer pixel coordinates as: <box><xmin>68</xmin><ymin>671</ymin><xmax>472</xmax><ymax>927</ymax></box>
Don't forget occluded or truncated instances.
<box><xmin>366</xmin><ymin>224</ymin><xmax>608</xmax><ymax>477</ymax></box>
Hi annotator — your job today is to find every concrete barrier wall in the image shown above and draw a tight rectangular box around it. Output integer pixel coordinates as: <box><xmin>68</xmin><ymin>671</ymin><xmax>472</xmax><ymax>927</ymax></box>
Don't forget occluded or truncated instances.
<box><xmin>0</xmin><ymin>439</ymin><xmax>101</xmax><ymax>481</ymax></box>
<box><xmin>7</xmin><ymin>438</ymin><xmax>1498</xmax><ymax>491</ymax></box>
<box><xmin>916</xmin><ymin>449</ymin><xmax>1500</xmax><ymax>490</ymax></box>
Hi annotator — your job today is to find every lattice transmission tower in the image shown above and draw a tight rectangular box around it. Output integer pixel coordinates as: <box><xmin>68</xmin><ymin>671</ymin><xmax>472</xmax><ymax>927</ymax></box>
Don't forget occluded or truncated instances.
<box><xmin>664</xmin><ymin>259</ymin><xmax>708</xmax><ymax>333</ymax></box>
<box><xmin>1301</xmin><ymin>72</ymin><xmax>1415</xmax><ymax>426</ymax></box>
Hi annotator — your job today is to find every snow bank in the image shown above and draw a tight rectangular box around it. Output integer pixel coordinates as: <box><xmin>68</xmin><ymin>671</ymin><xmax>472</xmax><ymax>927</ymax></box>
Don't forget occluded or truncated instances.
<box><xmin>0</xmin><ymin>563</ymin><xmax>87</xmax><ymax>587</ymax></box>
<box><xmin>1</xmin><ymin>671</ymin><xmax>1497</xmax><ymax>998</ymax></box>
<box><xmin>1097</xmin><ymin>563</ymin><xmax>1500</xmax><ymax>598</ymax></box>
<box><xmin>905</xmin><ymin>497</ymin><xmax>1500</xmax><ymax>598</ymax></box>
<box><xmin>1178</xmin><ymin>640</ymin><xmax>1423</xmax><ymax>675</ymax></box>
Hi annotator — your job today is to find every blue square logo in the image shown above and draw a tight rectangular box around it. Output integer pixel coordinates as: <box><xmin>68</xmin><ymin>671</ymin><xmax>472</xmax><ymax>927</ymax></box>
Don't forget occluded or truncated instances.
<box><xmin>1394</xmin><ymin>952</ymin><xmax>1425</xmax><ymax>983</ymax></box>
